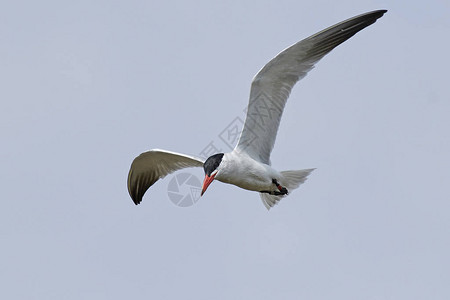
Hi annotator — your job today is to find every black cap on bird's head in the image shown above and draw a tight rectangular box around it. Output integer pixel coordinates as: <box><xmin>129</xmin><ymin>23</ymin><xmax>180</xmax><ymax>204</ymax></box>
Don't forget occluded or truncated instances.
<box><xmin>201</xmin><ymin>153</ymin><xmax>224</xmax><ymax>196</ymax></box>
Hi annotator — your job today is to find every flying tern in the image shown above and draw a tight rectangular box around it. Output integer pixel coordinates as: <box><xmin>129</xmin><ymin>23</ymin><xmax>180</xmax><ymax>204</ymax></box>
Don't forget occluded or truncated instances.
<box><xmin>127</xmin><ymin>10</ymin><xmax>387</xmax><ymax>209</ymax></box>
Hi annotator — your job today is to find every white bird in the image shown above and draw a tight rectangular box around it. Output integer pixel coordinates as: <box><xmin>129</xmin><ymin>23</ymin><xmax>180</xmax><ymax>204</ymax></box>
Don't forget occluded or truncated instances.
<box><xmin>128</xmin><ymin>10</ymin><xmax>387</xmax><ymax>209</ymax></box>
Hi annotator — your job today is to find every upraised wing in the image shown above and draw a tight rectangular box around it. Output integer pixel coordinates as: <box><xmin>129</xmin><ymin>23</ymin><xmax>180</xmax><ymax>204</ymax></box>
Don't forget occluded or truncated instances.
<box><xmin>127</xmin><ymin>149</ymin><xmax>204</xmax><ymax>204</ymax></box>
<box><xmin>235</xmin><ymin>10</ymin><xmax>387</xmax><ymax>164</ymax></box>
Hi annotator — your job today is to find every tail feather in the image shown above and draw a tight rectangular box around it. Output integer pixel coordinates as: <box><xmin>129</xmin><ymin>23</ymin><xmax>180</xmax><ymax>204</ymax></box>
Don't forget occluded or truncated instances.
<box><xmin>260</xmin><ymin>168</ymin><xmax>315</xmax><ymax>210</ymax></box>
<box><xmin>260</xmin><ymin>193</ymin><xmax>284</xmax><ymax>210</ymax></box>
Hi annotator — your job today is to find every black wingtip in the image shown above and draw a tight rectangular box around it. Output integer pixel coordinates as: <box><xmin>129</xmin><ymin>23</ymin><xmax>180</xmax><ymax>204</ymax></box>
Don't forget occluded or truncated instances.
<box><xmin>370</xmin><ymin>9</ymin><xmax>388</xmax><ymax>19</ymax></box>
<box><xmin>130</xmin><ymin>187</ymin><xmax>144</xmax><ymax>205</ymax></box>
<box><xmin>352</xmin><ymin>9</ymin><xmax>387</xmax><ymax>22</ymax></box>
<box><xmin>132</xmin><ymin>196</ymin><xmax>142</xmax><ymax>205</ymax></box>
<box><xmin>360</xmin><ymin>9</ymin><xmax>388</xmax><ymax>21</ymax></box>
<box><xmin>378</xmin><ymin>10</ymin><xmax>387</xmax><ymax>17</ymax></box>
<box><xmin>127</xmin><ymin>168</ymin><xmax>143</xmax><ymax>205</ymax></box>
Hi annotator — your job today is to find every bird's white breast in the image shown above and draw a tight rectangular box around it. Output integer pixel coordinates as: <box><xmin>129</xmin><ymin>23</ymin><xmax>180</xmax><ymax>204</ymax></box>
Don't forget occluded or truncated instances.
<box><xmin>215</xmin><ymin>151</ymin><xmax>280</xmax><ymax>192</ymax></box>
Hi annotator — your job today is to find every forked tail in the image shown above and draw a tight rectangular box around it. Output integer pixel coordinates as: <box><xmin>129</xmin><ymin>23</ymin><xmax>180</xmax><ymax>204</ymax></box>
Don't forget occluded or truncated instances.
<box><xmin>260</xmin><ymin>168</ymin><xmax>315</xmax><ymax>210</ymax></box>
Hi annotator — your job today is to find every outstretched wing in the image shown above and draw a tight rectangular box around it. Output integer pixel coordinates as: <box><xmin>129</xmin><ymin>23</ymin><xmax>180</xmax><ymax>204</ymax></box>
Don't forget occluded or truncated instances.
<box><xmin>127</xmin><ymin>149</ymin><xmax>204</xmax><ymax>204</ymax></box>
<box><xmin>235</xmin><ymin>10</ymin><xmax>387</xmax><ymax>164</ymax></box>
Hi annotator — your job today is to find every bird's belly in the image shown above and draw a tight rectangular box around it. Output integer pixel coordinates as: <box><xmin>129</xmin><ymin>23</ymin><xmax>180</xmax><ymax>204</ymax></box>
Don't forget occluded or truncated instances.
<box><xmin>216</xmin><ymin>159</ymin><xmax>276</xmax><ymax>192</ymax></box>
<box><xmin>231</xmin><ymin>176</ymin><xmax>272</xmax><ymax>192</ymax></box>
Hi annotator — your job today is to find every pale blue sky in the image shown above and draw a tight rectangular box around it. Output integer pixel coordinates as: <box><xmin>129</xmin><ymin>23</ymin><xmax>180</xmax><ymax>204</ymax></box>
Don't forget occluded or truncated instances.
<box><xmin>1</xmin><ymin>1</ymin><xmax>449</xmax><ymax>299</ymax></box>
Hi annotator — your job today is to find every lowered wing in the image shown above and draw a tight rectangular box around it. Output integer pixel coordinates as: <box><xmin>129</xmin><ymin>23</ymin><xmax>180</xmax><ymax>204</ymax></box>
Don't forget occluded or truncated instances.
<box><xmin>127</xmin><ymin>149</ymin><xmax>204</xmax><ymax>204</ymax></box>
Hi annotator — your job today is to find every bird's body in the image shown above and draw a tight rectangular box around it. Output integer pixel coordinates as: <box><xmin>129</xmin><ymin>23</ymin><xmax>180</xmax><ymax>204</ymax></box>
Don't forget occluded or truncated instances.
<box><xmin>127</xmin><ymin>10</ymin><xmax>387</xmax><ymax>209</ymax></box>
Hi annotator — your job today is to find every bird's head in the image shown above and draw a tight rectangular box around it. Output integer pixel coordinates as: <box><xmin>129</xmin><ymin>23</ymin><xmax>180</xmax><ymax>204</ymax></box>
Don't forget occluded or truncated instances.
<box><xmin>201</xmin><ymin>153</ymin><xmax>224</xmax><ymax>196</ymax></box>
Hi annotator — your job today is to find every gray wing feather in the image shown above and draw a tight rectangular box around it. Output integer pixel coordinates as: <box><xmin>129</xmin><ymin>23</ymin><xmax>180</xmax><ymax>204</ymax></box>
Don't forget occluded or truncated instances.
<box><xmin>127</xmin><ymin>149</ymin><xmax>204</xmax><ymax>204</ymax></box>
<box><xmin>236</xmin><ymin>10</ymin><xmax>387</xmax><ymax>164</ymax></box>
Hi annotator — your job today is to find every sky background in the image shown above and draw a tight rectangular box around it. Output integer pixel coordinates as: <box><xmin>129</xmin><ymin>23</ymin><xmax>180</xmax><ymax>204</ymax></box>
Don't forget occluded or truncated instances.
<box><xmin>1</xmin><ymin>0</ymin><xmax>449</xmax><ymax>299</ymax></box>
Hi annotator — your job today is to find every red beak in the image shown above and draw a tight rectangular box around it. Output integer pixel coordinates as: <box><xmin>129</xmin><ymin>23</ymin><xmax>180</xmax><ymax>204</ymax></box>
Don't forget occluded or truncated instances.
<box><xmin>201</xmin><ymin>174</ymin><xmax>216</xmax><ymax>196</ymax></box>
